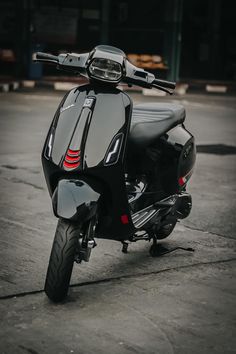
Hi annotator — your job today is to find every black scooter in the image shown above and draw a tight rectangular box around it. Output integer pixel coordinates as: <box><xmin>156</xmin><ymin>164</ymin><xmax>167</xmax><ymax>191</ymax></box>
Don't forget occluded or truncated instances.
<box><xmin>34</xmin><ymin>45</ymin><xmax>196</xmax><ymax>302</ymax></box>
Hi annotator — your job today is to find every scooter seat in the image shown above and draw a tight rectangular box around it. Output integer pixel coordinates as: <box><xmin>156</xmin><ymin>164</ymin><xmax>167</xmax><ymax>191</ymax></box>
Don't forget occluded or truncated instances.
<box><xmin>129</xmin><ymin>103</ymin><xmax>185</xmax><ymax>147</ymax></box>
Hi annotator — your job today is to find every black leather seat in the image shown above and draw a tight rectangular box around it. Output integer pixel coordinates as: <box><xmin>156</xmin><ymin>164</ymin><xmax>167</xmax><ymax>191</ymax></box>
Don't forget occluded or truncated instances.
<box><xmin>129</xmin><ymin>103</ymin><xmax>185</xmax><ymax>147</ymax></box>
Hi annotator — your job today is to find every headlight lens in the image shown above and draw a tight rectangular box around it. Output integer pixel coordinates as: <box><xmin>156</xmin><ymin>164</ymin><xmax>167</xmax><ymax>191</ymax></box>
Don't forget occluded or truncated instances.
<box><xmin>89</xmin><ymin>58</ymin><xmax>122</xmax><ymax>82</ymax></box>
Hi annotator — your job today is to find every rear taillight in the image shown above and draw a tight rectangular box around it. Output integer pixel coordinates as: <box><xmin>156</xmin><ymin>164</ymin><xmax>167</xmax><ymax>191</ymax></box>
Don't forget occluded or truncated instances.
<box><xmin>178</xmin><ymin>169</ymin><xmax>193</xmax><ymax>187</ymax></box>
<box><xmin>63</xmin><ymin>149</ymin><xmax>81</xmax><ymax>170</ymax></box>
<box><xmin>178</xmin><ymin>176</ymin><xmax>187</xmax><ymax>186</ymax></box>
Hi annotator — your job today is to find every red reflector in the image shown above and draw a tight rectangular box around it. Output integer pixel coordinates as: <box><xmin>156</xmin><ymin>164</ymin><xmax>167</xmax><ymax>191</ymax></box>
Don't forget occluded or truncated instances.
<box><xmin>63</xmin><ymin>160</ymin><xmax>80</xmax><ymax>169</ymax></box>
<box><xmin>67</xmin><ymin>149</ymin><xmax>80</xmax><ymax>157</ymax></box>
<box><xmin>121</xmin><ymin>214</ymin><xmax>129</xmax><ymax>224</ymax></box>
<box><xmin>63</xmin><ymin>148</ymin><xmax>81</xmax><ymax>169</ymax></box>
<box><xmin>65</xmin><ymin>155</ymin><xmax>80</xmax><ymax>163</ymax></box>
<box><xmin>68</xmin><ymin>149</ymin><xmax>80</xmax><ymax>154</ymax></box>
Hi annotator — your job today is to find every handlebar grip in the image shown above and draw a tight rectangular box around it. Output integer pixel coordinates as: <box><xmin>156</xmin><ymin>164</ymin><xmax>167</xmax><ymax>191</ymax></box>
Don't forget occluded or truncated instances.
<box><xmin>153</xmin><ymin>78</ymin><xmax>176</xmax><ymax>90</ymax></box>
<box><xmin>34</xmin><ymin>52</ymin><xmax>58</xmax><ymax>63</ymax></box>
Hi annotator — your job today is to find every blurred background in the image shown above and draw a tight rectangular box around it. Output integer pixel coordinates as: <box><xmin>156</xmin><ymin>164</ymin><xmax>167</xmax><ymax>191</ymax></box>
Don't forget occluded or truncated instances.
<box><xmin>0</xmin><ymin>0</ymin><xmax>235</xmax><ymax>84</ymax></box>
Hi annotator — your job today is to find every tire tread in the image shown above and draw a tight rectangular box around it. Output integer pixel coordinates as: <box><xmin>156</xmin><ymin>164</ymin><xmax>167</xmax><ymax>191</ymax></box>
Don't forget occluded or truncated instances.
<box><xmin>44</xmin><ymin>219</ymin><xmax>79</xmax><ymax>302</ymax></box>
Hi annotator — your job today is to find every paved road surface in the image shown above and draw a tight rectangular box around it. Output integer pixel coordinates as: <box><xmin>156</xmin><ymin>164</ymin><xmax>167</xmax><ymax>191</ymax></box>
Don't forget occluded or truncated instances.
<box><xmin>0</xmin><ymin>90</ymin><xmax>235</xmax><ymax>354</ymax></box>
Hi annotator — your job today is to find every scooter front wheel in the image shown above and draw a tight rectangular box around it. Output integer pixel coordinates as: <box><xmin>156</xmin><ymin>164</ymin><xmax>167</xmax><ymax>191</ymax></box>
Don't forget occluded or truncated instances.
<box><xmin>44</xmin><ymin>218</ymin><xmax>80</xmax><ymax>302</ymax></box>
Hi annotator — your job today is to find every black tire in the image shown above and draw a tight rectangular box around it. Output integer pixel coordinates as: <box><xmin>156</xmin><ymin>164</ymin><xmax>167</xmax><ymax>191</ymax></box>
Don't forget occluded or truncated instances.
<box><xmin>44</xmin><ymin>218</ymin><xmax>80</xmax><ymax>302</ymax></box>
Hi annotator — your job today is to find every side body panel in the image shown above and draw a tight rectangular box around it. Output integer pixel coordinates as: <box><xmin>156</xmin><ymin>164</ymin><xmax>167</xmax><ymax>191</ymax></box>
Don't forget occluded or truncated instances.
<box><xmin>159</xmin><ymin>125</ymin><xmax>196</xmax><ymax>194</ymax></box>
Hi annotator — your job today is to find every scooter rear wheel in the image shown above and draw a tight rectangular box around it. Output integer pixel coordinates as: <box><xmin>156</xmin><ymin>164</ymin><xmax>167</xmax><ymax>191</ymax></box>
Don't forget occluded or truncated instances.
<box><xmin>44</xmin><ymin>218</ymin><xmax>80</xmax><ymax>302</ymax></box>
<box><xmin>155</xmin><ymin>220</ymin><xmax>177</xmax><ymax>240</ymax></box>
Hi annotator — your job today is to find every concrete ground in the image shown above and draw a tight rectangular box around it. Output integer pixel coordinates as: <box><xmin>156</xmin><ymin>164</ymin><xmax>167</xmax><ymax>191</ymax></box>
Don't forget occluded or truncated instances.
<box><xmin>0</xmin><ymin>89</ymin><xmax>235</xmax><ymax>354</ymax></box>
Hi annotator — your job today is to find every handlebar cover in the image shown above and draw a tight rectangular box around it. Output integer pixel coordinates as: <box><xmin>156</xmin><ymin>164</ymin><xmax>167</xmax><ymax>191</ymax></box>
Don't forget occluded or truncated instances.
<box><xmin>153</xmin><ymin>78</ymin><xmax>176</xmax><ymax>90</ymax></box>
<box><xmin>34</xmin><ymin>52</ymin><xmax>58</xmax><ymax>63</ymax></box>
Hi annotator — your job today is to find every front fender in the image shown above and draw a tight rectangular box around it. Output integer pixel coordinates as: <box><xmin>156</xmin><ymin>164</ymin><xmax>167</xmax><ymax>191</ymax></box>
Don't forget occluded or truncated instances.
<box><xmin>52</xmin><ymin>179</ymin><xmax>100</xmax><ymax>221</ymax></box>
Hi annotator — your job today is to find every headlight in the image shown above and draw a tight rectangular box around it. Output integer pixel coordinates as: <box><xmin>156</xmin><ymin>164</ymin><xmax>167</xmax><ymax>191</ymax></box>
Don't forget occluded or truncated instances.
<box><xmin>88</xmin><ymin>58</ymin><xmax>122</xmax><ymax>82</ymax></box>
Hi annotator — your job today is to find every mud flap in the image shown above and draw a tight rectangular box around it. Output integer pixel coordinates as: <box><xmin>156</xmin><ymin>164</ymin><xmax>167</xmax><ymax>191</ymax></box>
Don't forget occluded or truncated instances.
<box><xmin>52</xmin><ymin>179</ymin><xmax>100</xmax><ymax>221</ymax></box>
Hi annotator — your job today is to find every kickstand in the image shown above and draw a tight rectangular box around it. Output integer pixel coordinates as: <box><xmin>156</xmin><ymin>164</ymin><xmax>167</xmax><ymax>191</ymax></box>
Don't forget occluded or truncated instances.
<box><xmin>121</xmin><ymin>241</ymin><xmax>129</xmax><ymax>254</ymax></box>
<box><xmin>150</xmin><ymin>242</ymin><xmax>194</xmax><ymax>257</ymax></box>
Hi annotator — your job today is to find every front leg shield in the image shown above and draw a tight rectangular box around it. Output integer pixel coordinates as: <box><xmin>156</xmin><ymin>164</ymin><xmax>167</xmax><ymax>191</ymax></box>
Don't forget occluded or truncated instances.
<box><xmin>52</xmin><ymin>179</ymin><xmax>100</xmax><ymax>221</ymax></box>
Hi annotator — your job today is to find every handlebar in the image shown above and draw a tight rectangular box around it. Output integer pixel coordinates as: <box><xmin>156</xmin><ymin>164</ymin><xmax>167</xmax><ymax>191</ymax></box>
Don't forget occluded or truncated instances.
<box><xmin>125</xmin><ymin>61</ymin><xmax>176</xmax><ymax>94</ymax></box>
<box><xmin>33</xmin><ymin>50</ymin><xmax>176</xmax><ymax>94</ymax></box>
<box><xmin>33</xmin><ymin>51</ymin><xmax>89</xmax><ymax>77</ymax></box>
<box><xmin>33</xmin><ymin>52</ymin><xmax>58</xmax><ymax>64</ymax></box>
<box><xmin>153</xmin><ymin>78</ymin><xmax>176</xmax><ymax>90</ymax></box>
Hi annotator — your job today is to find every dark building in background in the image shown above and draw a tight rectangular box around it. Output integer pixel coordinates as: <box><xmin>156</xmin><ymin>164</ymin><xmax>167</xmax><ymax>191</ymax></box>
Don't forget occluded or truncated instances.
<box><xmin>180</xmin><ymin>0</ymin><xmax>236</xmax><ymax>81</ymax></box>
<box><xmin>0</xmin><ymin>0</ymin><xmax>235</xmax><ymax>82</ymax></box>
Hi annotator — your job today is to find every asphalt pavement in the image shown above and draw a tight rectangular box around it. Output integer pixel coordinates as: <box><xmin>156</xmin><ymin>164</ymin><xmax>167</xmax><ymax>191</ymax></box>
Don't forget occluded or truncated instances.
<box><xmin>0</xmin><ymin>89</ymin><xmax>235</xmax><ymax>354</ymax></box>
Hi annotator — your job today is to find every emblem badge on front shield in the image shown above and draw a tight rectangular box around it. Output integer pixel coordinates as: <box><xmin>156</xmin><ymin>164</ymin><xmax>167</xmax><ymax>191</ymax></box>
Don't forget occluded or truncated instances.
<box><xmin>83</xmin><ymin>98</ymin><xmax>95</xmax><ymax>108</ymax></box>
